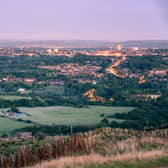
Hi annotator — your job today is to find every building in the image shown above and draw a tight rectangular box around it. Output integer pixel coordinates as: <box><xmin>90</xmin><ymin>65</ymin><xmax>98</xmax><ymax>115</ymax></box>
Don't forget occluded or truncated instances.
<box><xmin>93</xmin><ymin>50</ymin><xmax>122</xmax><ymax>57</ymax></box>
<box><xmin>17</xmin><ymin>88</ymin><xmax>26</xmax><ymax>93</ymax></box>
<box><xmin>115</xmin><ymin>43</ymin><xmax>122</xmax><ymax>51</ymax></box>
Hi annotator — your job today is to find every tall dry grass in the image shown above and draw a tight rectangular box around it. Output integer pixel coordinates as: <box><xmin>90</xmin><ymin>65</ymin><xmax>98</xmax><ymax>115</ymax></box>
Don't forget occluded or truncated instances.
<box><xmin>29</xmin><ymin>150</ymin><xmax>166</xmax><ymax>168</ymax></box>
<box><xmin>1</xmin><ymin>128</ymin><xmax>168</xmax><ymax>168</ymax></box>
<box><xmin>28</xmin><ymin>128</ymin><xmax>168</xmax><ymax>168</ymax></box>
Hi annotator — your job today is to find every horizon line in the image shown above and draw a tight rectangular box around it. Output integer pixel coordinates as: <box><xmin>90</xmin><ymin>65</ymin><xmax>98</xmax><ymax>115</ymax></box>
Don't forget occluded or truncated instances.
<box><xmin>0</xmin><ymin>39</ymin><xmax>168</xmax><ymax>43</ymax></box>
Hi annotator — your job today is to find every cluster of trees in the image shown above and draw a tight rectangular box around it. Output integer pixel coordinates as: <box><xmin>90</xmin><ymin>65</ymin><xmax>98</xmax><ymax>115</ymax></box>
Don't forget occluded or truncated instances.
<box><xmin>110</xmin><ymin>95</ymin><xmax>168</xmax><ymax>129</ymax></box>
<box><xmin>123</xmin><ymin>55</ymin><xmax>168</xmax><ymax>72</ymax></box>
<box><xmin>14</xmin><ymin>124</ymin><xmax>97</xmax><ymax>136</ymax></box>
<box><xmin>0</xmin><ymin>97</ymin><xmax>88</xmax><ymax>108</ymax></box>
<box><xmin>0</xmin><ymin>98</ymin><xmax>43</xmax><ymax>108</ymax></box>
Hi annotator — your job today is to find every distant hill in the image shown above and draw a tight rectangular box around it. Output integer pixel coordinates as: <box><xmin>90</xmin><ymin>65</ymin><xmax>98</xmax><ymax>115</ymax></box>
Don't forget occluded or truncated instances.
<box><xmin>122</xmin><ymin>40</ymin><xmax>168</xmax><ymax>49</ymax></box>
<box><xmin>0</xmin><ymin>40</ymin><xmax>168</xmax><ymax>48</ymax></box>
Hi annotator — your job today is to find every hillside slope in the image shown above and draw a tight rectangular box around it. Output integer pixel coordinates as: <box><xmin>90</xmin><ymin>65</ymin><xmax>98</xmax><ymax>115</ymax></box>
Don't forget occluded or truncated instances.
<box><xmin>1</xmin><ymin>127</ymin><xmax>168</xmax><ymax>168</ymax></box>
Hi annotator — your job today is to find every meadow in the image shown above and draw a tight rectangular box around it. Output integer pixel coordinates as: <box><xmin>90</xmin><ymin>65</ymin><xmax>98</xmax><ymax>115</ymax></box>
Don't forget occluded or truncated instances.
<box><xmin>0</xmin><ymin>95</ymin><xmax>31</xmax><ymax>101</ymax></box>
<box><xmin>18</xmin><ymin>106</ymin><xmax>134</xmax><ymax>126</ymax></box>
<box><xmin>0</xmin><ymin>117</ymin><xmax>30</xmax><ymax>135</ymax></box>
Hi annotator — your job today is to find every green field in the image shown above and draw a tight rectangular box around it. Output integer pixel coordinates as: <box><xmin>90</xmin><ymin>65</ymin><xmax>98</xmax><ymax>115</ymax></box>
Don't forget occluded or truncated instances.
<box><xmin>33</xmin><ymin>86</ymin><xmax>65</xmax><ymax>96</ymax></box>
<box><xmin>0</xmin><ymin>95</ymin><xmax>31</xmax><ymax>101</ymax></box>
<box><xmin>0</xmin><ymin>117</ymin><xmax>30</xmax><ymax>135</ymax></box>
<box><xmin>18</xmin><ymin>106</ymin><xmax>134</xmax><ymax>126</ymax></box>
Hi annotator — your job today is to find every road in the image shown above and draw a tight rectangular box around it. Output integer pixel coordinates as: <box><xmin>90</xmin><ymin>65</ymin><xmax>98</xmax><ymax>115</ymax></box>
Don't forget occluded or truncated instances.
<box><xmin>106</xmin><ymin>56</ymin><xmax>126</xmax><ymax>78</ymax></box>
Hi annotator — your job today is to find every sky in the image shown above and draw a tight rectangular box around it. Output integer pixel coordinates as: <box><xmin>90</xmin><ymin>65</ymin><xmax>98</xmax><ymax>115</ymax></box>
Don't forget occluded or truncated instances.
<box><xmin>0</xmin><ymin>0</ymin><xmax>167</xmax><ymax>41</ymax></box>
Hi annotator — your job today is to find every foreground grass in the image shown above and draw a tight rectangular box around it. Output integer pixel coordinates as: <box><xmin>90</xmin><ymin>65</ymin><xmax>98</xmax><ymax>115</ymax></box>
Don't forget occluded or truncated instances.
<box><xmin>2</xmin><ymin>127</ymin><xmax>168</xmax><ymax>168</ymax></box>
<box><xmin>28</xmin><ymin>128</ymin><xmax>168</xmax><ymax>168</ymax></box>
<box><xmin>29</xmin><ymin>151</ymin><xmax>168</xmax><ymax>168</ymax></box>
<box><xmin>88</xmin><ymin>157</ymin><xmax>168</xmax><ymax>168</ymax></box>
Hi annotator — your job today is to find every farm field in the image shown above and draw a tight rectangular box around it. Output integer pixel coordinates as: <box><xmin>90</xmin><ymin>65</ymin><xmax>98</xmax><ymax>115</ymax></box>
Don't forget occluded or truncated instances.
<box><xmin>0</xmin><ymin>117</ymin><xmax>30</xmax><ymax>135</ymax></box>
<box><xmin>18</xmin><ymin>106</ymin><xmax>134</xmax><ymax>126</ymax></box>
<box><xmin>33</xmin><ymin>86</ymin><xmax>65</xmax><ymax>96</ymax></box>
<box><xmin>0</xmin><ymin>95</ymin><xmax>31</xmax><ymax>101</ymax></box>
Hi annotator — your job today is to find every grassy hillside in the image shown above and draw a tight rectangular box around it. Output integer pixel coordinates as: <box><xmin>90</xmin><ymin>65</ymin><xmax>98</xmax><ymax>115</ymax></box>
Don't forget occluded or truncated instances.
<box><xmin>17</xmin><ymin>106</ymin><xmax>134</xmax><ymax>125</ymax></box>
<box><xmin>1</xmin><ymin>127</ymin><xmax>168</xmax><ymax>168</ymax></box>
<box><xmin>30</xmin><ymin>154</ymin><xmax>168</xmax><ymax>168</ymax></box>
<box><xmin>0</xmin><ymin>117</ymin><xmax>30</xmax><ymax>135</ymax></box>
<box><xmin>0</xmin><ymin>95</ymin><xmax>31</xmax><ymax>101</ymax></box>
<box><xmin>0</xmin><ymin>106</ymin><xmax>133</xmax><ymax>135</ymax></box>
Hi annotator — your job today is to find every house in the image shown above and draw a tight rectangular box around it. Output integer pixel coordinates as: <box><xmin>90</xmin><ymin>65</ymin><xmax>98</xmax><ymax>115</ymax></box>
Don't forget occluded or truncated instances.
<box><xmin>16</xmin><ymin>132</ymin><xmax>32</xmax><ymax>138</ymax></box>
<box><xmin>17</xmin><ymin>88</ymin><xmax>26</xmax><ymax>93</ymax></box>
<box><xmin>133</xmin><ymin>94</ymin><xmax>162</xmax><ymax>100</ymax></box>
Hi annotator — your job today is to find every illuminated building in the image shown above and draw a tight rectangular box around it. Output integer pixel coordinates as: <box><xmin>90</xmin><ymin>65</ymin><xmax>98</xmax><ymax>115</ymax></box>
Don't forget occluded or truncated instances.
<box><xmin>115</xmin><ymin>43</ymin><xmax>122</xmax><ymax>51</ymax></box>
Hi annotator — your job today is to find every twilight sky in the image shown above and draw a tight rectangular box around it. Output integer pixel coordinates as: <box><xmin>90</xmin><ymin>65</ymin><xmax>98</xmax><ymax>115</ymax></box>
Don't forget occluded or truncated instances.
<box><xmin>0</xmin><ymin>0</ymin><xmax>167</xmax><ymax>41</ymax></box>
